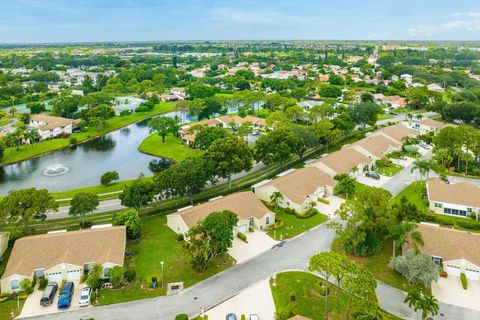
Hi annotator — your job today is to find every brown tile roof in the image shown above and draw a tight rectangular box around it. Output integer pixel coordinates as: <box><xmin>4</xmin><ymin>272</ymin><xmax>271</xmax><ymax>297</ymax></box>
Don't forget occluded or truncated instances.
<box><xmin>427</xmin><ymin>178</ymin><xmax>480</xmax><ymax>208</ymax></box>
<box><xmin>375</xmin><ymin>124</ymin><xmax>417</xmax><ymax>143</ymax></box>
<box><xmin>414</xmin><ymin>224</ymin><xmax>480</xmax><ymax>266</ymax></box>
<box><xmin>265</xmin><ymin>167</ymin><xmax>335</xmax><ymax>203</ymax></box>
<box><xmin>351</xmin><ymin>134</ymin><xmax>399</xmax><ymax>158</ymax></box>
<box><xmin>30</xmin><ymin>114</ymin><xmax>74</xmax><ymax>131</ymax></box>
<box><xmin>2</xmin><ymin>226</ymin><xmax>126</xmax><ymax>279</ymax></box>
<box><xmin>418</xmin><ymin>118</ymin><xmax>446</xmax><ymax>129</ymax></box>
<box><xmin>177</xmin><ymin>192</ymin><xmax>271</xmax><ymax>228</ymax></box>
<box><xmin>288</xmin><ymin>316</ymin><xmax>312</xmax><ymax>320</ymax></box>
<box><xmin>310</xmin><ymin>148</ymin><xmax>370</xmax><ymax>174</ymax></box>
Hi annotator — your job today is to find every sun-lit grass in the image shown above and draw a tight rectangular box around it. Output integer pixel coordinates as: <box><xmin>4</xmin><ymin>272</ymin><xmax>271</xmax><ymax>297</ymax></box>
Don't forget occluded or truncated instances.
<box><xmin>138</xmin><ymin>134</ymin><xmax>199</xmax><ymax>162</ymax></box>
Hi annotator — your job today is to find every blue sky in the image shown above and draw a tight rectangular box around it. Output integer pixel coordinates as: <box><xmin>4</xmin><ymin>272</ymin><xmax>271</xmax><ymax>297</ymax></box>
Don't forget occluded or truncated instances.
<box><xmin>1</xmin><ymin>0</ymin><xmax>480</xmax><ymax>43</ymax></box>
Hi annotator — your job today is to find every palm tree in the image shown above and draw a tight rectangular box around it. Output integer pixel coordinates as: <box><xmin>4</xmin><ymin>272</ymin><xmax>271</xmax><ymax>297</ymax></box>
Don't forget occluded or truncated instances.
<box><xmin>404</xmin><ymin>289</ymin><xmax>439</xmax><ymax>320</ymax></box>
<box><xmin>459</xmin><ymin>151</ymin><xmax>473</xmax><ymax>176</ymax></box>
<box><xmin>388</xmin><ymin>222</ymin><xmax>424</xmax><ymax>258</ymax></box>
<box><xmin>411</xmin><ymin>159</ymin><xmax>426</xmax><ymax>182</ymax></box>
<box><xmin>270</xmin><ymin>191</ymin><xmax>283</xmax><ymax>211</ymax></box>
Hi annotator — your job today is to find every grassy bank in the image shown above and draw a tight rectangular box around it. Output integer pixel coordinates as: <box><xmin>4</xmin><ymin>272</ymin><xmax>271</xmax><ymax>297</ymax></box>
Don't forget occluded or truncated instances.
<box><xmin>0</xmin><ymin>101</ymin><xmax>175</xmax><ymax>166</ymax></box>
<box><xmin>138</xmin><ymin>134</ymin><xmax>199</xmax><ymax>162</ymax></box>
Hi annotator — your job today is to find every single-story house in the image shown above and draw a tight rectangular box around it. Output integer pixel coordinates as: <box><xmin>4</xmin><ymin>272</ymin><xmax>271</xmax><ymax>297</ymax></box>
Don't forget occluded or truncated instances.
<box><xmin>29</xmin><ymin>114</ymin><xmax>77</xmax><ymax>140</ymax></box>
<box><xmin>167</xmin><ymin>192</ymin><xmax>275</xmax><ymax>236</ymax></box>
<box><xmin>409</xmin><ymin>223</ymin><xmax>480</xmax><ymax>280</ymax></box>
<box><xmin>349</xmin><ymin>134</ymin><xmax>400</xmax><ymax>160</ymax></box>
<box><xmin>252</xmin><ymin>167</ymin><xmax>336</xmax><ymax>213</ymax></box>
<box><xmin>373</xmin><ymin>123</ymin><xmax>418</xmax><ymax>145</ymax></box>
<box><xmin>426</xmin><ymin>178</ymin><xmax>480</xmax><ymax>219</ymax></box>
<box><xmin>427</xmin><ymin>83</ymin><xmax>445</xmax><ymax>92</ymax></box>
<box><xmin>306</xmin><ymin>147</ymin><xmax>372</xmax><ymax>177</ymax></box>
<box><xmin>412</xmin><ymin>118</ymin><xmax>446</xmax><ymax>135</ymax></box>
<box><xmin>0</xmin><ymin>232</ymin><xmax>9</xmax><ymax>258</ymax></box>
<box><xmin>374</xmin><ymin>95</ymin><xmax>407</xmax><ymax>108</ymax></box>
<box><xmin>0</xmin><ymin>226</ymin><xmax>126</xmax><ymax>293</ymax></box>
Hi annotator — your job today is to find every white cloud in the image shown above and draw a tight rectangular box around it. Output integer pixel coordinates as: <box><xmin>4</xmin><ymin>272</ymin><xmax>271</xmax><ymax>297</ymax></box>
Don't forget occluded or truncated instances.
<box><xmin>408</xmin><ymin>17</ymin><xmax>480</xmax><ymax>37</ymax></box>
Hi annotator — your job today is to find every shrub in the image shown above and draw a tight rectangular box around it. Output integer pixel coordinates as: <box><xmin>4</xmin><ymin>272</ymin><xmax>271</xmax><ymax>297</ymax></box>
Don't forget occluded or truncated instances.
<box><xmin>356</xmin><ymin>233</ymin><xmax>382</xmax><ymax>257</ymax></box>
<box><xmin>80</xmin><ymin>221</ymin><xmax>93</xmax><ymax>229</ymax></box>
<box><xmin>237</xmin><ymin>232</ymin><xmax>248</xmax><ymax>243</ymax></box>
<box><xmin>289</xmin><ymin>291</ymin><xmax>296</xmax><ymax>302</ymax></box>
<box><xmin>18</xmin><ymin>292</ymin><xmax>28</xmax><ymax>300</ymax></box>
<box><xmin>241</xmin><ymin>315</ymin><xmax>246</xmax><ymax>320</ymax></box>
<box><xmin>264</xmin><ymin>219</ymin><xmax>285</xmax><ymax>231</ymax></box>
<box><xmin>175</xmin><ymin>314</ymin><xmax>189</xmax><ymax>320</ymax></box>
<box><xmin>69</xmin><ymin>136</ymin><xmax>77</xmax><ymax>145</ymax></box>
<box><xmin>38</xmin><ymin>278</ymin><xmax>48</xmax><ymax>290</ymax></box>
<box><xmin>60</xmin><ymin>279</ymin><xmax>67</xmax><ymax>291</ymax></box>
<box><xmin>100</xmin><ymin>170</ymin><xmax>119</xmax><ymax>186</ymax></box>
<box><xmin>296</xmin><ymin>208</ymin><xmax>318</xmax><ymax>219</ymax></box>
<box><xmin>108</xmin><ymin>266</ymin><xmax>124</xmax><ymax>288</ymax></box>
<box><xmin>31</xmin><ymin>277</ymin><xmax>37</xmax><ymax>289</ymax></box>
<box><xmin>318</xmin><ymin>198</ymin><xmax>330</xmax><ymax>205</ymax></box>
<box><xmin>439</xmin><ymin>270</ymin><xmax>448</xmax><ymax>278</ymax></box>
<box><xmin>124</xmin><ymin>270</ymin><xmax>136</xmax><ymax>282</ymax></box>
<box><xmin>0</xmin><ymin>295</ymin><xmax>9</xmax><ymax>303</ymax></box>
<box><xmin>249</xmin><ymin>226</ymin><xmax>254</xmax><ymax>233</ymax></box>
<box><xmin>176</xmin><ymin>234</ymin><xmax>184</xmax><ymax>242</ymax></box>
<box><xmin>20</xmin><ymin>278</ymin><xmax>33</xmax><ymax>295</ymax></box>
<box><xmin>80</xmin><ymin>274</ymin><xmax>88</xmax><ymax>284</ymax></box>
<box><xmin>391</xmin><ymin>250</ymin><xmax>439</xmax><ymax>287</ymax></box>
<box><xmin>113</xmin><ymin>209</ymin><xmax>143</xmax><ymax>240</ymax></box>
<box><xmin>461</xmin><ymin>272</ymin><xmax>468</xmax><ymax>290</ymax></box>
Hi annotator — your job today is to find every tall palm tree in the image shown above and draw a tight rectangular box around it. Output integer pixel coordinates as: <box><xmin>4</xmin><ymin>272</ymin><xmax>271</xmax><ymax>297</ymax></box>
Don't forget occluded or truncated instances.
<box><xmin>404</xmin><ymin>289</ymin><xmax>439</xmax><ymax>320</ymax></box>
<box><xmin>270</xmin><ymin>191</ymin><xmax>283</xmax><ymax>211</ymax></box>
<box><xmin>388</xmin><ymin>222</ymin><xmax>424</xmax><ymax>258</ymax></box>
<box><xmin>411</xmin><ymin>159</ymin><xmax>426</xmax><ymax>182</ymax></box>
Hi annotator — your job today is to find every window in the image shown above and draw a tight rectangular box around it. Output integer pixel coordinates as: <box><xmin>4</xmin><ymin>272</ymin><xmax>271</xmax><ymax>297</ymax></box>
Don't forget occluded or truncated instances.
<box><xmin>444</xmin><ymin>208</ymin><xmax>467</xmax><ymax>217</ymax></box>
<box><xmin>11</xmin><ymin>279</ymin><xmax>19</xmax><ymax>291</ymax></box>
<box><xmin>103</xmin><ymin>268</ymin><xmax>110</xmax><ymax>278</ymax></box>
<box><xmin>431</xmin><ymin>256</ymin><xmax>442</xmax><ymax>265</ymax></box>
<box><xmin>434</xmin><ymin>203</ymin><xmax>442</xmax><ymax>208</ymax></box>
<box><xmin>266</xmin><ymin>217</ymin><xmax>270</xmax><ymax>225</ymax></box>
<box><xmin>467</xmin><ymin>208</ymin><xmax>473</xmax><ymax>213</ymax></box>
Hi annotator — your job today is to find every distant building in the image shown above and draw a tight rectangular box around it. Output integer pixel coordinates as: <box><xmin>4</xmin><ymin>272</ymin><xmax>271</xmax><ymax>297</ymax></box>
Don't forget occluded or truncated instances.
<box><xmin>29</xmin><ymin>114</ymin><xmax>76</xmax><ymax>140</ymax></box>
<box><xmin>427</xmin><ymin>83</ymin><xmax>444</xmax><ymax>92</ymax></box>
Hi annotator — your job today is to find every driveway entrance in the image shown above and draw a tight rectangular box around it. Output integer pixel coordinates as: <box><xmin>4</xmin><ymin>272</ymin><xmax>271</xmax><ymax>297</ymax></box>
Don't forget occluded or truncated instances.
<box><xmin>228</xmin><ymin>230</ymin><xmax>278</xmax><ymax>264</ymax></box>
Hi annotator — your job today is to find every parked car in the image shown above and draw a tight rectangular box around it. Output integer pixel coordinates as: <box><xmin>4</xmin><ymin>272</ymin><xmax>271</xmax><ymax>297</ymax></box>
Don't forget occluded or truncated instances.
<box><xmin>40</xmin><ymin>282</ymin><xmax>58</xmax><ymax>306</ymax></box>
<box><xmin>57</xmin><ymin>282</ymin><xmax>74</xmax><ymax>309</ymax></box>
<box><xmin>78</xmin><ymin>286</ymin><xmax>92</xmax><ymax>307</ymax></box>
<box><xmin>252</xmin><ymin>130</ymin><xmax>260</xmax><ymax>136</ymax></box>
<box><xmin>366</xmin><ymin>171</ymin><xmax>380</xmax><ymax>180</ymax></box>
<box><xmin>226</xmin><ymin>313</ymin><xmax>238</xmax><ymax>320</ymax></box>
<box><xmin>249</xmin><ymin>314</ymin><xmax>260</xmax><ymax>320</ymax></box>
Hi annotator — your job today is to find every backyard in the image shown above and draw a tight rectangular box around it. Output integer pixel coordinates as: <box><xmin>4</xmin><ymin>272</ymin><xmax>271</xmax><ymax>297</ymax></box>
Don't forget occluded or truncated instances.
<box><xmin>138</xmin><ymin>134</ymin><xmax>199</xmax><ymax>162</ymax></box>
<box><xmin>98</xmin><ymin>214</ymin><xmax>233</xmax><ymax>305</ymax></box>
<box><xmin>394</xmin><ymin>181</ymin><xmax>428</xmax><ymax>212</ymax></box>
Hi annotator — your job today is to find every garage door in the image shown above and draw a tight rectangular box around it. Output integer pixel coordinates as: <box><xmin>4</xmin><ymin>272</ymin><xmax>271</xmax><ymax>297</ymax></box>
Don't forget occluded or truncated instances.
<box><xmin>47</xmin><ymin>272</ymin><xmax>63</xmax><ymax>283</ymax></box>
<box><xmin>67</xmin><ymin>269</ymin><xmax>81</xmax><ymax>281</ymax></box>
<box><xmin>237</xmin><ymin>224</ymin><xmax>248</xmax><ymax>234</ymax></box>
<box><xmin>465</xmin><ymin>269</ymin><xmax>480</xmax><ymax>280</ymax></box>
<box><xmin>446</xmin><ymin>265</ymin><xmax>461</xmax><ymax>277</ymax></box>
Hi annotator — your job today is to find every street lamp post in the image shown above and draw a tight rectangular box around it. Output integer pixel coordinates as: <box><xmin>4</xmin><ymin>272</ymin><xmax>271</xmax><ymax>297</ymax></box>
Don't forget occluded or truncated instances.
<box><xmin>160</xmin><ymin>261</ymin><xmax>164</xmax><ymax>288</ymax></box>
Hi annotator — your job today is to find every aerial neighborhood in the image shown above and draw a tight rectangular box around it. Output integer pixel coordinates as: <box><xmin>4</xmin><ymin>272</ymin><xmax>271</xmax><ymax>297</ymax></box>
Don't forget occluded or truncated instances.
<box><xmin>1</xmin><ymin>6</ymin><xmax>480</xmax><ymax>319</ymax></box>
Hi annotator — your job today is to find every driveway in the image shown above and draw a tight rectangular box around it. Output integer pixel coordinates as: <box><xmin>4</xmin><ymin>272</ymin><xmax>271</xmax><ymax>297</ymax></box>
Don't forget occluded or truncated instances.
<box><xmin>432</xmin><ymin>277</ymin><xmax>480</xmax><ymax>311</ymax></box>
<box><xmin>20</xmin><ymin>281</ymin><xmax>88</xmax><ymax>318</ymax></box>
<box><xmin>229</xmin><ymin>230</ymin><xmax>278</xmax><ymax>264</ymax></box>
<box><xmin>205</xmin><ymin>279</ymin><xmax>275</xmax><ymax>320</ymax></box>
<box><xmin>356</xmin><ymin>174</ymin><xmax>391</xmax><ymax>188</ymax></box>
<box><xmin>316</xmin><ymin>195</ymin><xmax>345</xmax><ymax>218</ymax></box>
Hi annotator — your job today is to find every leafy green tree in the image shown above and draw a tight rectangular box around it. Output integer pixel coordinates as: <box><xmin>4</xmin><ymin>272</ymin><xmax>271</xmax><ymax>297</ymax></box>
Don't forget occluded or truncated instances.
<box><xmin>270</xmin><ymin>191</ymin><xmax>284</xmax><ymax>210</ymax></box>
<box><xmin>148</xmin><ymin>158</ymin><xmax>172</xmax><ymax>174</ymax></box>
<box><xmin>194</xmin><ymin>126</ymin><xmax>229</xmax><ymax>150</ymax></box>
<box><xmin>0</xmin><ymin>139</ymin><xmax>5</xmax><ymax>161</ymax></box>
<box><xmin>187</xmin><ymin>210</ymin><xmax>238</xmax><ymax>272</ymax></box>
<box><xmin>392</xmin><ymin>250</ymin><xmax>439</xmax><ymax>287</ymax></box>
<box><xmin>0</xmin><ymin>188</ymin><xmax>58</xmax><ymax>234</ymax></box>
<box><xmin>154</xmin><ymin>157</ymin><xmax>211</xmax><ymax>205</ymax></box>
<box><xmin>348</xmin><ymin>102</ymin><xmax>381</xmax><ymax>131</ymax></box>
<box><xmin>87</xmin><ymin>104</ymin><xmax>115</xmax><ymax>130</ymax></box>
<box><xmin>204</xmin><ymin>136</ymin><xmax>252</xmax><ymax>190</ymax></box>
<box><xmin>404</xmin><ymin>289</ymin><xmax>439</xmax><ymax>320</ymax></box>
<box><xmin>387</xmin><ymin>221</ymin><xmax>423</xmax><ymax>258</ymax></box>
<box><xmin>148</xmin><ymin>116</ymin><xmax>179</xmax><ymax>143</ymax></box>
<box><xmin>86</xmin><ymin>263</ymin><xmax>104</xmax><ymax>289</ymax></box>
<box><xmin>360</xmin><ymin>92</ymin><xmax>375</xmax><ymax>103</ymax></box>
<box><xmin>100</xmin><ymin>170</ymin><xmax>119</xmax><ymax>186</ymax></box>
<box><xmin>291</xmin><ymin>126</ymin><xmax>317</xmax><ymax>160</ymax></box>
<box><xmin>254</xmin><ymin>127</ymin><xmax>302</xmax><ymax>165</ymax></box>
<box><xmin>334</xmin><ymin>174</ymin><xmax>356</xmax><ymax>198</ymax></box>
<box><xmin>112</xmin><ymin>209</ymin><xmax>143</xmax><ymax>240</ymax></box>
<box><xmin>107</xmin><ymin>266</ymin><xmax>124</xmax><ymax>288</ymax></box>
<box><xmin>68</xmin><ymin>192</ymin><xmax>99</xmax><ymax>226</ymax></box>
<box><xmin>119</xmin><ymin>177</ymin><xmax>155</xmax><ymax>211</ymax></box>
<box><xmin>51</xmin><ymin>94</ymin><xmax>82</xmax><ymax>118</ymax></box>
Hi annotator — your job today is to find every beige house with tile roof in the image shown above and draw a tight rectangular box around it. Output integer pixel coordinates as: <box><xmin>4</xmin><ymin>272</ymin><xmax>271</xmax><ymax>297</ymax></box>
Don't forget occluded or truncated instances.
<box><xmin>306</xmin><ymin>147</ymin><xmax>372</xmax><ymax>177</ymax></box>
<box><xmin>167</xmin><ymin>192</ymin><xmax>275</xmax><ymax>236</ymax></box>
<box><xmin>410</xmin><ymin>223</ymin><xmax>480</xmax><ymax>280</ymax></box>
<box><xmin>349</xmin><ymin>134</ymin><xmax>400</xmax><ymax>160</ymax></box>
<box><xmin>0</xmin><ymin>226</ymin><xmax>126</xmax><ymax>293</ymax></box>
<box><xmin>426</xmin><ymin>178</ymin><xmax>480</xmax><ymax>219</ymax></box>
<box><xmin>29</xmin><ymin>114</ymin><xmax>76</xmax><ymax>140</ymax></box>
<box><xmin>373</xmin><ymin>123</ymin><xmax>417</xmax><ymax>144</ymax></box>
<box><xmin>412</xmin><ymin>118</ymin><xmax>446</xmax><ymax>135</ymax></box>
<box><xmin>252</xmin><ymin>167</ymin><xmax>336</xmax><ymax>213</ymax></box>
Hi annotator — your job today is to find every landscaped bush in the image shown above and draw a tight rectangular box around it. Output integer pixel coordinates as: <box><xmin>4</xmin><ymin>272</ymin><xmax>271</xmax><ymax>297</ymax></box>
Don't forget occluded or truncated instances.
<box><xmin>439</xmin><ymin>270</ymin><xmax>448</xmax><ymax>278</ymax></box>
<box><xmin>17</xmin><ymin>292</ymin><xmax>28</xmax><ymax>300</ymax></box>
<box><xmin>426</xmin><ymin>213</ymin><xmax>480</xmax><ymax>231</ymax></box>
<box><xmin>38</xmin><ymin>278</ymin><xmax>48</xmax><ymax>290</ymax></box>
<box><xmin>295</xmin><ymin>208</ymin><xmax>318</xmax><ymax>219</ymax></box>
<box><xmin>461</xmin><ymin>272</ymin><xmax>468</xmax><ymax>290</ymax></box>
<box><xmin>237</xmin><ymin>232</ymin><xmax>248</xmax><ymax>243</ymax></box>
<box><xmin>31</xmin><ymin>277</ymin><xmax>37</xmax><ymax>289</ymax></box>
<box><xmin>391</xmin><ymin>250</ymin><xmax>439</xmax><ymax>287</ymax></box>
<box><xmin>69</xmin><ymin>136</ymin><xmax>77</xmax><ymax>145</ymax></box>
<box><xmin>249</xmin><ymin>226</ymin><xmax>254</xmax><ymax>233</ymax></box>
<box><xmin>21</xmin><ymin>278</ymin><xmax>33</xmax><ymax>295</ymax></box>
<box><xmin>124</xmin><ymin>270</ymin><xmax>136</xmax><ymax>282</ymax></box>
<box><xmin>355</xmin><ymin>233</ymin><xmax>382</xmax><ymax>257</ymax></box>
<box><xmin>318</xmin><ymin>198</ymin><xmax>330</xmax><ymax>205</ymax></box>
<box><xmin>80</xmin><ymin>274</ymin><xmax>87</xmax><ymax>284</ymax></box>
<box><xmin>264</xmin><ymin>218</ymin><xmax>285</xmax><ymax>231</ymax></box>
<box><xmin>241</xmin><ymin>315</ymin><xmax>246</xmax><ymax>320</ymax></box>
<box><xmin>113</xmin><ymin>209</ymin><xmax>143</xmax><ymax>240</ymax></box>
<box><xmin>80</xmin><ymin>221</ymin><xmax>93</xmax><ymax>229</ymax></box>
<box><xmin>0</xmin><ymin>293</ymin><xmax>10</xmax><ymax>302</ymax></box>
<box><xmin>176</xmin><ymin>234</ymin><xmax>184</xmax><ymax>242</ymax></box>
<box><xmin>108</xmin><ymin>266</ymin><xmax>124</xmax><ymax>288</ymax></box>
<box><xmin>175</xmin><ymin>314</ymin><xmax>189</xmax><ymax>320</ymax></box>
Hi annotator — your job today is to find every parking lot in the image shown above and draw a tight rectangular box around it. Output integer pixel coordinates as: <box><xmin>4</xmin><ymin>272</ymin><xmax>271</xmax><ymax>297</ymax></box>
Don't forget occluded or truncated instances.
<box><xmin>19</xmin><ymin>280</ymin><xmax>90</xmax><ymax>318</ymax></box>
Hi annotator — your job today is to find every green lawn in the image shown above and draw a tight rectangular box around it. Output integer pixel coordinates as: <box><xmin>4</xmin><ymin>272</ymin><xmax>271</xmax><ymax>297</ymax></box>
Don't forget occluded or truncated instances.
<box><xmin>331</xmin><ymin>238</ymin><xmax>430</xmax><ymax>294</ymax></box>
<box><xmin>394</xmin><ymin>181</ymin><xmax>428</xmax><ymax>212</ymax></box>
<box><xmin>0</xmin><ymin>120</ymin><xmax>9</xmax><ymax>127</ymax></box>
<box><xmin>0</xmin><ymin>299</ymin><xmax>25</xmax><ymax>320</ymax></box>
<box><xmin>378</xmin><ymin>113</ymin><xmax>394</xmax><ymax>120</ymax></box>
<box><xmin>377</xmin><ymin>163</ymin><xmax>403</xmax><ymax>177</ymax></box>
<box><xmin>138</xmin><ymin>134</ymin><xmax>199</xmax><ymax>162</ymax></box>
<box><xmin>270</xmin><ymin>271</ymin><xmax>401</xmax><ymax>320</ymax></box>
<box><xmin>0</xmin><ymin>101</ymin><xmax>175</xmax><ymax>166</ymax></box>
<box><xmin>98</xmin><ymin>214</ymin><xmax>233</xmax><ymax>305</ymax></box>
<box><xmin>267</xmin><ymin>205</ymin><xmax>328</xmax><ymax>240</ymax></box>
